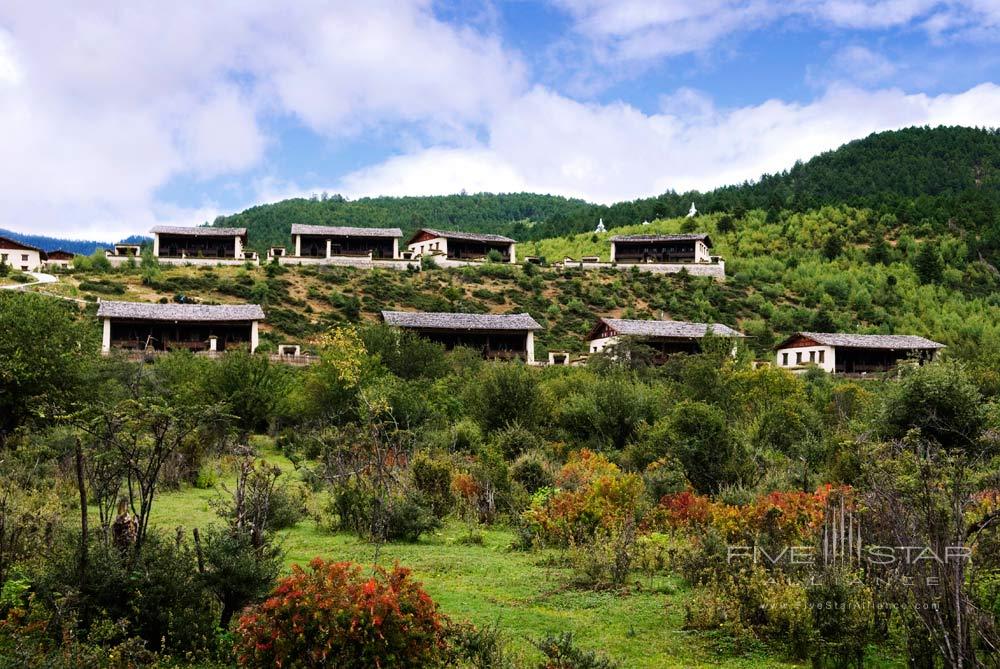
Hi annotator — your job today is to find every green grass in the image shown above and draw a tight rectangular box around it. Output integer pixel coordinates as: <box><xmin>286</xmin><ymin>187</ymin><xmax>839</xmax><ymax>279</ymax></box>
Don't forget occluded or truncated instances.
<box><xmin>147</xmin><ymin>448</ymin><xmax>803</xmax><ymax>668</ymax></box>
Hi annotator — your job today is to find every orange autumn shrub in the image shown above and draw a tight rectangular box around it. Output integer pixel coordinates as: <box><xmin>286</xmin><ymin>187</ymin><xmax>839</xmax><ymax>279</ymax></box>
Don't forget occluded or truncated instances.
<box><xmin>235</xmin><ymin>559</ymin><xmax>447</xmax><ymax>669</ymax></box>
<box><xmin>521</xmin><ymin>450</ymin><xmax>647</xmax><ymax>546</ymax></box>
<box><xmin>649</xmin><ymin>485</ymin><xmax>843</xmax><ymax>546</ymax></box>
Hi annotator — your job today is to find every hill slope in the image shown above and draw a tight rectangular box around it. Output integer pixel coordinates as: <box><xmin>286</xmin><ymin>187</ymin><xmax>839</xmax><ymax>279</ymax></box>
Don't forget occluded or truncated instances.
<box><xmin>209</xmin><ymin>126</ymin><xmax>1000</xmax><ymax>255</ymax></box>
<box><xmin>214</xmin><ymin>192</ymin><xmax>592</xmax><ymax>252</ymax></box>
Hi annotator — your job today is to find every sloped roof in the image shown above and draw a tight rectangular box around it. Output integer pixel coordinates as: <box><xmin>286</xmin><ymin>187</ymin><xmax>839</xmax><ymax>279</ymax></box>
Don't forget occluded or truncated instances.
<box><xmin>290</xmin><ymin>224</ymin><xmax>402</xmax><ymax>238</ymax></box>
<box><xmin>381</xmin><ymin>310</ymin><xmax>541</xmax><ymax>331</ymax></box>
<box><xmin>46</xmin><ymin>249</ymin><xmax>76</xmax><ymax>259</ymax></box>
<box><xmin>0</xmin><ymin>235</ymin><xmax>43</xmax><ymax>253</ymax></box>
<box><xmin>593</xmin><ymin>317</ymin><xmax>742</xmax><ymax>340</ymax></box>
<box><xmin>150</xmin><ymin>226</ymin><xmax>246</xmax><ymax>237</ymax></box>
<box><xmin>97</xmin><ymin>301</ymin><xmax>264</xmax><ymax>322</ymax></box>
<box><xmin>610</xmin><ymin>233</ymin><xmax>712</xmax><ymax>246</ymax></box>
<box><xmin>406</xmin><ymin>228</ymin><xmax>515</xmax><ymax>244</ymax></box>
<box><xmin>777</xmin><ymin>332</ymin><xmax>945</xmax><ymax>350</ymax></box>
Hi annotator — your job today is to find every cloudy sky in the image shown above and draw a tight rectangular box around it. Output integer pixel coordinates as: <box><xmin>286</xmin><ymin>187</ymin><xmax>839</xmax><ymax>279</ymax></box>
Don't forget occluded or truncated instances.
<box><xmin>2</xmin><ymin>1</ymin><xmax>1000</xmax><ymax>241</ymax></box>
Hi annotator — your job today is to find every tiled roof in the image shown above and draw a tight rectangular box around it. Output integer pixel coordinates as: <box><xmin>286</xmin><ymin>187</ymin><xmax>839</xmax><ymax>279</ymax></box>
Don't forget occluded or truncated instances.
<box><xmin>97</xmin><ymin>301</ymin><xmax>264</xmax><ymax>322</ymax></box>
<box><xmin>408</xmin><ymin>228</ymin><xmax>515</xmax><ymax>244</ymax></box>
<box><xmin>381</xmin><ymin>310</ymin><xmax>541</xmax><ymax>331</ymax></box>
<box><xmin>290</xmin><ymin>224</ymin><xmax>402</xmax><ymax>238</ymax></box>
<box><xmin>150</xmin><ymin>226</ymin><xmax>247</xmax><ymax>237</ymax></box>
<box><xmin>0</xmin><ymin>235</ymin><xmax>43</xmax><ymax>253</ymax></box>
<box><xmin>597</xmin><ymin>317</ymin><xmax>742</xmax><ymax>339</ymax></box>
<box><xmin>781</xmin><ymin>332</ymin><xmax>945</xmax><ymax>350</ymax></box>
<box><xmin>610</xmin><ymin>233</ymin><xmax>711</xmax><ymax>245</ymax></box>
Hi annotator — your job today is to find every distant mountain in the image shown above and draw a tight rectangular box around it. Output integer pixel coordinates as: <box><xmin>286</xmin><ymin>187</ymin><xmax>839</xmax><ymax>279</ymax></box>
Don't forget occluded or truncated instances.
<box><xmin>0</xmin><ymin>228</ymin><xmax>114</xmax><ymax>255</ymax></box>
<box><xmin>0</xmin><ymin>229</ymin><xmax>152</xmax><ymax>255</ymax></box>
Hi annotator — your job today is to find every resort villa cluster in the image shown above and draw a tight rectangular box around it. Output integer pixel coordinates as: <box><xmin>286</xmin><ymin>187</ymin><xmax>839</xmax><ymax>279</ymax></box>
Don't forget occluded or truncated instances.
<box><xmin>91</xmin><ymin>224</ymin><xmax>728</xmax><ymax>279</ymax></box>
<box><xmin>4</xmin><ymin>223</ymin><xmax>944</xmax><ymax>375</ymax></box>
<box><xmin>95</xmin><ymin>301</ymin><xmax>944</xmax><ymax>377</ymax></box>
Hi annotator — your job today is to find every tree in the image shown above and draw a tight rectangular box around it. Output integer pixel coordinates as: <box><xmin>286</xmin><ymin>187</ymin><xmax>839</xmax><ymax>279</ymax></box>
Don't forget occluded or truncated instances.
<box><xmin>467</xmin><ymin>362</ymin><xmax>543</xmax><ymax>433</ymax></box>
<box><xmin>880</xmin><ymin>362</ymin><xmax>985</xmax><ymax>452</ymax></box>
<box><xmin>0</xmin><ymin>293</ymin><xmax>94</xmax><ymax>447</ymax></box>
<box><xmin>201</xmin><ymin>449</ymin><xmax>284</xmax><ymax>629</ymax></box>
<box><xmin>822</xmin><ymin>232</ymin><xmax>843</xmax><ymax>260</ymax></box>
<box><xmin>914</xmin><ymin>242</ymin><xmax>944</xmax><ymax>284</ymax></box>
<box><xmin>665</xmin><ymin>401</ymin><xmax>742</xmax><ymax>493</ymax></box>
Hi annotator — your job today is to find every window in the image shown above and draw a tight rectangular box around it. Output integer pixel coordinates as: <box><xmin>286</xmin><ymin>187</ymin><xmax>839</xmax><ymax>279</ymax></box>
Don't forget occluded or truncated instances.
<box><xmin>21</xmin><ymin>254</ymin><xmax>28</xmax><ymax>261</ymax></box>
<box><xmin>809</xmin><ymin>351</ymin><xmax>815</xmax><ymax>362</ymax></box>
<box><xmin>796</xmin><ymin>351</ymin><xmax>802</xmax><ymax>365</ymax></box>
<box><xmin>782</xmin><ymin>352</ymin><xmax>788</xmax><ymax>366</ymax></box>
<box><xmin>1</xmin><ymin>253</ymin><xmax>7</xmax><ymax>261</ymax></box>
<box><xmin>818</xmin><ymin>350</ymin><xmax>825</xmax><ymax>363</ymax></box>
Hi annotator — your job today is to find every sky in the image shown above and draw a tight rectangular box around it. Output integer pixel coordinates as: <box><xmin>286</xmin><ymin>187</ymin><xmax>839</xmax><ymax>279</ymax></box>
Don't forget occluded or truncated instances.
<box><xmin>2</xmin><ymin>1</ymin><xmax>1000</xmax><ymax>242</ymax></box>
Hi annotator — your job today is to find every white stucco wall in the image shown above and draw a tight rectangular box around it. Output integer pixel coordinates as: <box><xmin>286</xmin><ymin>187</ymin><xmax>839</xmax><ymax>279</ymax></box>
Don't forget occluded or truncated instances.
<box><xmin>588</xmin><ymin>335</ymin><xmax>618</xmax><ymax>354</ymax></box>
<box><xmin>775</xmin><ymin>345</ymin><xmax>835</xmax><ymax>372</ymax></box>
<box><xmin>408</xmin><ymin>236</ymin><xmax>448</xmax><ymax>258</ymax></box>
<box><xmin>0</xmin><ymin>248</ymin><xmax>41</xmax><ymax>271</ymax></box>
<box><xmin>102</xmin><ymin>318</ymin><xmax>112</xmax><ymax>354</ymax></box>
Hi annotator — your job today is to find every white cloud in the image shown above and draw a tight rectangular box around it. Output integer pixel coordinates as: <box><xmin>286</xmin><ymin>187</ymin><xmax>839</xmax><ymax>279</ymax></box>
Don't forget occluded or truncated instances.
<box><xmin>0</xmin><ymin>1</ymin><xmax>525</xmax><ymax>240</ymax></box>
<box><xmin>550</xmin><ymin>0</ymin><xmax>1000</xmax><ymax>64</ymax></box>
<box><xmin>810</xmin><ymin>45</ymin><xmax>899</xmax><ymax>86</ymax></box>
<box><xmin>336</xmin><ymin>83</ymin><xmax>1000</xmax><ymax>204</ymax></box>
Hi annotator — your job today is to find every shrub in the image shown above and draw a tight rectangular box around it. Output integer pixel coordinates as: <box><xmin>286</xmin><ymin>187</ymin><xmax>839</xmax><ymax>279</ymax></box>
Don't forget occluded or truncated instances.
<box><xmin>531</xmin><ymin>632</ymin><xmax>620</xmax><ymax>669</ymax></box>
<box><xmin>521</xmin><ymin>451</ymin><xmax>647</xmax><ymax>547</ymax></box>
<box><xmin>328</xmin><ymin>483</ymin><xmax>442</xmax><ymax>542</ymax></box>
<box><xmin>235</xmin><ymin>559</ymin><xmax>447</xmax><ymax>668</ymax></box>
<box><xmin>685</xmin><ymin>568</ymin><xmax>815</xmax><ymax>660</ymax></box>
<box><xmin>468</xmin><ymin>363</ymin><xmax>543</xmax><ymax>433</ymax></box>
<box><xmin>511</xmin><ymin>454</ymin><xmax>553</xmax><ymax>493</ymax></box>
<box><xmin>492</xmin><ymin>421</ymin><xmax>543</xmax><ymax>459</ymax></box>
<box><xmin>641</xmin><ymin>457</ymin><xmax>687</xmax><ymax>502</ymax></box>
<box><xmin>200</xmin><ymin>525</ymin><xmax>283</xmax><ymax>629</ymax></box>
<box><xmin>411</xmin><ymin>453</ymin><xmax>456</xmax><ymax>519</ymax></box>
<box><xmin>267</xmin><ymin>480</ymin><xmax>309</xmax><ymax>529</ymax></box>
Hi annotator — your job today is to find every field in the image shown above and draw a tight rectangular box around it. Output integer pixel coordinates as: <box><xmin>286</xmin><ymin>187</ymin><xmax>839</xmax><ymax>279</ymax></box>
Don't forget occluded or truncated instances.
<box><xmin>148</xmin><ymin>447</ymin><xmax>805</xmax><ymax>669</ymax></box>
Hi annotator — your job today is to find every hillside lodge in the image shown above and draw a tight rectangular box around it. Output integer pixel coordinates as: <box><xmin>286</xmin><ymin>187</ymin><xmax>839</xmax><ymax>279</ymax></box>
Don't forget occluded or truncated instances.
<box><xmin>588</xmin><ymin>317</ymin><xmax>743</xmax><ymax>361</ymax></box>
<box><xmin>44</xmin><ymin>249</ymin><xmax>76</xmax><ymax>269</ymax></box>
<box><xmin>290</xmin><ymin>224</ymin><xmax>401</xmax><ymax>259</ymax></box>
<box><xmin>774</xmin><ymin>332</ymin><xmax>944</xmax><ymax>374</ymax></box>
<box><xmin>0</xmin><ymin>235</ymin><xmax>44</xmax><ymax>272</ymax></box>
<box><xmin>151</xmin><ymin>226</ymin><xmax>251</xmax><ymax>263</ymax></box>
<box><xmin>381</xmin><ymin>310</ymin><xmax>540</xmax><ymax>361</ymax></box>
<box><xmin>406</xmin><ymin>229</ymin><xmax>517</xmax><ymax>263</ymax></box>
<box><xmin>98</xmin><ymin>301</ymin><xmax>264</xmax><ymax>354</ymax></box>
<box><xmin>609</xmin><ymin>233</ymin><xmax>713</xmax><ymax>264</ymax></box>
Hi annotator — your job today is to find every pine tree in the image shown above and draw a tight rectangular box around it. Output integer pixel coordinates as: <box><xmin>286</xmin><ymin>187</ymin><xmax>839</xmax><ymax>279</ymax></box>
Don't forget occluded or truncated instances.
<box><xmin>914</xmin><ymin>243</ymin><xmax>943</xmax><ymax>284</ymax></box>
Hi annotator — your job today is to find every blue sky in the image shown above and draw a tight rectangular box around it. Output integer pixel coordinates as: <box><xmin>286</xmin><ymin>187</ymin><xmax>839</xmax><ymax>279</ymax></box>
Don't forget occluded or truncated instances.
<box><xmin>1</xmin><ymin>1</ymin><xmax>1000</xmax><ymax>241</ymax></box>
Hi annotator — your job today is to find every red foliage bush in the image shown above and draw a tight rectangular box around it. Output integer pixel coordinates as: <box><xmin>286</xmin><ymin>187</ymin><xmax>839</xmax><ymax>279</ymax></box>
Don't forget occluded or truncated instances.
<box><xmin>234</xmin><ymin>558</ymin><xmax>447</xmax><ymax>668</ymax></box>
<box><xmin>648</xmin><ymin>485</ymin><xmax>844</xmax><ymax>546</ymax></box>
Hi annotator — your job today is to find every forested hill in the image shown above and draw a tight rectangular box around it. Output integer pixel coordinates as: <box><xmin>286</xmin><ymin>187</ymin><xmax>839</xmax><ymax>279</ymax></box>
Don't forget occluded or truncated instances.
<box><xmin>0</xmin><ymin>228</ymin><xmax>112</xmax><ymax>255</ymax></box>
<box><xmin>213</xmin><ymin>193</ymin><xmax>592</xmax><ymax>251</ymax></box>
<box><xmin>526</xmin><ymin>126</ymin><xmax>1000</xmax><ymax>240</ymax></box>
<box><xmin>212</xmin><ymin>126</ymin><xmax>1000</xmax><ymax>255</ymax></box>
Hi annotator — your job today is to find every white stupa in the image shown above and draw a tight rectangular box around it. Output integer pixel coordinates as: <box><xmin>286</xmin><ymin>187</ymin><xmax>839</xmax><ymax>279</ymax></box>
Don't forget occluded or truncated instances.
<box><xmin>642</xmin><ymin>219</ymin><xmax>650</xmax><ymax>226</ymax></box>
<box><xmin>686</xmin><ymin>202</ymin><xmax>698</xmax><ymax>218</ymax></box>
<box><xmin>595</xmin><ymin>218</ymin><xmax>606</xmax><ymax>233</ymax></box>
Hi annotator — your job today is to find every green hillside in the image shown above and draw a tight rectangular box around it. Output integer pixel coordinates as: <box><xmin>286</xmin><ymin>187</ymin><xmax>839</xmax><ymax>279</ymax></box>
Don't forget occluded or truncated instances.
<box><xmin>213</xmin><ymin>192</ymin><xmax>591</xmax><ymax>253</ymax></box>
<box><xmin>211</xmin><ymin>126</ymin><xmax>1000</xmax><ymax>263</ymax></box>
